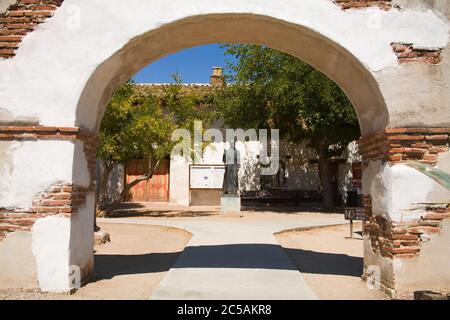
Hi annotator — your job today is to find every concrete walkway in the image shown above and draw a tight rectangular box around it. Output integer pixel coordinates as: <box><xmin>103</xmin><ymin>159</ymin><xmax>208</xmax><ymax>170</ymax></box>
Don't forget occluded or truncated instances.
<box><xmin>99</xmin><ymin>213</ymin><xmax>345</xmax><ymax>300</ymax></box>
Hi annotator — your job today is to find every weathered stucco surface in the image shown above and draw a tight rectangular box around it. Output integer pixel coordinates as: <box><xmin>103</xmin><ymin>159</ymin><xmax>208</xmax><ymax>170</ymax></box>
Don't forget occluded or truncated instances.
<box><xmin>68</xmin><ymin>192</ymin><xmax>95</xmax><ymax>288</ymax></box>
<box><xmin>0</xmin><ymin>0</ymin><xmax>449</xmax><ymax>136</ymax></box>
<box><xmin>0</xmin><ymin>140</ymin><xmax>89</xmax><ymax>209</ymax></box>
<box><xmin>394</xmin><ymin>219</ymin><xmax>450</xmax><ymax>292</ymax></box>
<box><xmin>374</xmin><ymin>45</ymin><xmax>450</xmax><ymax>129</ymax></box>
<box><xmin>395</xmin><ymin>0</ymin><xmax>450</xmax><ymax>19</ymax></box>
<box><xmin>0</xmin><ymin>0</ymin><xmax>449</xmax><ymax>294</ymax></box>
<box><xmin>0</xmin><ymin>0</ymin><xmax>15</xmax><ymax>14</ymax></box>
<box><xmin>363</xmin><ymin>234</ymin><xmax>395</xmax><ymax>291</ymax></box>
<box><xmin>0</xmin><ymin>231</ymin><xmax>37</xmax><ymax>289</ymax></box>
<box><xmin>30</xmin><ymin>194</ymin><xmax>94</xmax><ymax>293</ymax></box>
<box><xmin>365</xmin><ymin>161</ymin><xmax>450</xmax><ymax>222</ymax></box>
<box><xmin>32</xmin><ymin>215</ymin><xmax>71</xmax><ymax>292</ymax></box>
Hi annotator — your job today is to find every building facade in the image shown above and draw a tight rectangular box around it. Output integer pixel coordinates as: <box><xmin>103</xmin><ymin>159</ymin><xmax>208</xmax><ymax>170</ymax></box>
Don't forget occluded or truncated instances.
<box><xmin>99</xmin><ymin>73</ymin><xmax>361</xmax><ymax>208</ymax></box>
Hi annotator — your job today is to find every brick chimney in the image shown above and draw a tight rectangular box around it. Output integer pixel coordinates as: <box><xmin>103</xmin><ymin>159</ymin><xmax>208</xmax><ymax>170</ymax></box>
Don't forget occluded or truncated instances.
<box><xmin>210</xmin><ymin>67</ymin><xmax>224</xmax><ymax>87</ymax></box>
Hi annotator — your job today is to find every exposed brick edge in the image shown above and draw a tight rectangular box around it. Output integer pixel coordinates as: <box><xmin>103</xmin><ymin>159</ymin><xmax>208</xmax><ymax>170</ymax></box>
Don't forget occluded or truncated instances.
<box><xmin>363</xmin><ymin>195</ymin><xmax>450</xmax><ymax>259</ymax></box>
<box><xmin>0</xmin><ymin>183</ymin><xmax>89</xmax><ymax>241</ymax></box>
<box><xmin>0</xmin><ymin>125</ymin><xmax>98</xmax><ymax>241</ymax></box>
<box><xmin>0</xmin><ymin>0</ymin><xmax>64</xmax><ymax>59</ymax></box>
<box><xmin>391</xmin><ymin>43</ymin><xmax>443</xmax><ymax>65</ymax></box>
<box><xmin>1</xmin><ymin>125</ymin><xmax>84</xmax><ymax>140</ymax></box>
<box><xmin>358</xmin><ymin>128</ymin><xmax>450</xmax><ymax>167</ymax></box>
<box><xmin>333</xmin><ymin>0</ymin><xmax>393</xmax><ymax>10</ymax></box>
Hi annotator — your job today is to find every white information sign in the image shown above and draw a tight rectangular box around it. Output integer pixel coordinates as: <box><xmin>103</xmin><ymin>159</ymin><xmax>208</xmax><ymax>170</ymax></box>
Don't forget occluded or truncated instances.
<box><xmin>190</xmin><ymin>165</ymin><xmax>225</xmax><ymax>189</ymax></box>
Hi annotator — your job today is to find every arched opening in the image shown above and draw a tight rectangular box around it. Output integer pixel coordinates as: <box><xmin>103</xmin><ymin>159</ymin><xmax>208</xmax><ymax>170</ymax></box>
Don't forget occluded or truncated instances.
<box><xmin>0</xmin><ymin>12</ymin><xmax>392</xmax><ymax>298</ymax></box>
<box><xmin>78</xmin><ymin>13</ymin><xmax>385</xmax><ymax>297</ymax></box>
<box><xmin>75</xmin><ymin>14</ymin><xmax>388</xmax><ymax>137</ymax></box>
<box><xmin>1</xmin><ymin>2</ymin><xmax>449</xmax><ymax>300</ymax></box>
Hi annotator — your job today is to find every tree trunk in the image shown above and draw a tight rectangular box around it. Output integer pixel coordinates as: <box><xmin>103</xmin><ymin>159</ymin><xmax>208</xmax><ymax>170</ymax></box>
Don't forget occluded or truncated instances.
<box><xmin>95</xmin><ymin>161</ymin><xmax>118</xmax><ymax>231</ymax></box>
<box><xmin>318</xmin><ymin>152</ymin><xmax>335</xmax><ymax>211</ymax></box>
<box><xmin>96</xmin><ymin>161</ymin><xmax>118</xmax><ymax>207</ymax></box>
<box><xmin>103</xmin><ymin>159</ymin><xmax>160</xmax><ymax>216</ymax></box>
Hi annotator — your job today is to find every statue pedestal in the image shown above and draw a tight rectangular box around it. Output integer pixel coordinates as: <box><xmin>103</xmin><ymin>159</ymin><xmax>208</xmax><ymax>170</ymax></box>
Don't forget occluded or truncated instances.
<box><xmin>220</xmin><ymin>194</ymin><xmax>241</xmax><ymax>215</ymax></box>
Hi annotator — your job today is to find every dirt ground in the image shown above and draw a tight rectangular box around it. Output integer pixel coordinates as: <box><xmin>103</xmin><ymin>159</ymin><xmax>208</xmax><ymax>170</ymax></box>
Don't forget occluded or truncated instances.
<box><xmin>0</xmin><ymin>222</ymin><xmax>192</xmax><ymax>300</ymax></box>
<box><xmin>276</xmin><ymin>223</ymin><xmax>389</xmax><ymax>300</ymax></box>
<box><xmin>1</xmin><ymin>212</ymin><xmax>389</xmax><ymax>300</ymax></box>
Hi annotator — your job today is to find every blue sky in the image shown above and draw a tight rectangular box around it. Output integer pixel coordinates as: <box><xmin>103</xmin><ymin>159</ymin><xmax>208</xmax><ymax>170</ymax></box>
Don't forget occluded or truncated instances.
<box><xmin>132</xmin><ymin>44</ymin><xmax>235</xmax><ymax>84</ymax></box>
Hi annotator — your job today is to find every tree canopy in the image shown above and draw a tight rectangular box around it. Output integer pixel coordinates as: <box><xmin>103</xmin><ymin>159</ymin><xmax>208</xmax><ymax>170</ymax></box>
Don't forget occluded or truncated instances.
<box><xmin>214</xmin><ymin>44</ymin><xmax>361</xmax><ymax>209</ymax></box>
<box><xmin>216</xmin><ymin>44</ymin><xmax>360</xmax><ymax>155</ymax></box>
<box><xmin>97</xmin><ymin>76</ymin><xmax>213</xmax><ymax>214</ymax></box>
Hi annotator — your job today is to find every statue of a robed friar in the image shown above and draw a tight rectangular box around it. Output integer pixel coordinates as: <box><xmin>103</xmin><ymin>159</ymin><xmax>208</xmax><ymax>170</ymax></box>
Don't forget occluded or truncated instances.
<box><xmin>220</xmin><ymin>142</ymin><xmax>242</xmax><ymax>215</ymax></box>
<box><xmin>222</xmin><ymin>142</ymin><xmax>240</xmax><ymax>195</ymax></box>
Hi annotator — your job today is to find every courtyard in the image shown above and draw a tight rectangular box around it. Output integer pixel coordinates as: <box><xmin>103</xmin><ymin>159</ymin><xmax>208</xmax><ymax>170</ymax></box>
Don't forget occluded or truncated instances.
<box><xmin>1</xmin><ymin>206</ymin><xmax>386</xmax><ymax>300</ymax></box>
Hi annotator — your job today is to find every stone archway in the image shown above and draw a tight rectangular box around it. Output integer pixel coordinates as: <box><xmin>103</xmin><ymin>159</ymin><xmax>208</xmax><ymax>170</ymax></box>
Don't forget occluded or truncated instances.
<box><xmin>75</xmin><ymin>13</ymin><xmax>389</xmax><ymax>136</ymax></box>
<box><xmin>1</xmin><ymin>0</ymin><xmax>450</xmax><ymax>297</ymax></box>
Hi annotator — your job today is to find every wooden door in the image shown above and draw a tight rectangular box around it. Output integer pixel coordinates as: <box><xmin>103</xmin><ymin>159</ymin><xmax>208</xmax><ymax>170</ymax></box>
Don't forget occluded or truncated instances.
<box><xmin>126</xmin><ymin>159</ymin><xmax>170</xmax><ymax>202</ymax></box>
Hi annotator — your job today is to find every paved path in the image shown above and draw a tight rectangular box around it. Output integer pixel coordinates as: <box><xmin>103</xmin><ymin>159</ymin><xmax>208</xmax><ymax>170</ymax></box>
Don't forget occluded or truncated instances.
<box><xmin>99</xmin><ymin>214</ymin><xmax>345</xmax><ymax>300</ymax></box>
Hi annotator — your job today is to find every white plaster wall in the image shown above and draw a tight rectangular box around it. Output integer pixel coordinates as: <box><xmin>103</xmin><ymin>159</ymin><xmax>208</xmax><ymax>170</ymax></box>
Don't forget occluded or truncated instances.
<box><xmin>394</xmin><ymin>219</ymin><xmax>450</xmax><ymax>292</ymax></box>
<box><xmin>0</xmin><ymin>231</ymin><xmax>37</xmax><ymax>289</ymax></box>
<box><xmin>282</xmin><ymin>141</ymin><xmax>320</xmax><ymax>191</ymax></box>
<box><xmin>363</xmin><ymin>234</ymin><xmax>395</xmax><ymax>290</ymax></box>
<box><xmin>31</xmin><ymin>192</ymin><xmax>94</xmax><ymax>293</ymax></box>
<box><xmin>0</xmin><ymin>140</ymin><xmax>92</xmax><ymax>292</ymax></box>
<box><xmin>374</xmin><ymin>45</ymin><xmax>450</xmax><ymax>130</ymax></box>
<box><xmin>0</xmin><ymin>140</ymin><xmax>89</xmax><ymax>209</ymax></box>
<box><xmin>201</xmin><ymin>141</ymin><xmax>226</xmax><ymax>164</ymax></box>
<box><xmin>237</xmin><ymin>141</ymin><xmax>261</xmax><ymax>192</ymax></box>
<box><xmin>395</xmin><ymin>0</ymin><xmax>450</xmax><ymax>19</ymax></box>
<box><xmin>365</xmin><ymin>154</ymin><xmax>450</xmax><ymax>222</ymax></box>
<box><xmin>337</xmin><ymin>142</ymin><xmax>361</xmax><ymax>203</ymax></box>
<box><xmin>32</xmin><ymin>215</ymin><xmax>71</xmax><ymax>292</ymax></box>
<box><xmin>364</xmin><ymin>150</ymin><xmax>450</xmax><ymax>294</ymax></box>
<box><xmin>201</xmin><ymin>141</ymin><xmax>261</xmax><ymax>191</ymax></box>
<box><xmin>0</xmin><ymin>0</ymin><xmax>448</xmax><ymax>133</ymax></box>
<box><xmin>169</xmin><ymin>154</ymin><xmax>191</xmax><ymax>206</ymax></box>
<box><xmin>69</xmin><ymin>192</ymin><xmax>95</xmax><ymax>284</ymax></box>
<box><xmin>0</xmin><ymin>0</ymin><xmax>15</xmax><ymax>14</ymax></box>
<box><xmin>168</xmin><ymin>139</ymin><xmax>358</xmax><ymax>204</ymax></box>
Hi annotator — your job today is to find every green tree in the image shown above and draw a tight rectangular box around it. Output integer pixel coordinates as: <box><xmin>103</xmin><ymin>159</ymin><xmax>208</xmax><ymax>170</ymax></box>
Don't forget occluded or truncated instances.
<box><xmin>215</xmin><ymin>45</ymin><xmax>360</xmax><ymax>210</ymax></box>
<box><xmin>97</xmin><ymin>76</ymin><xmax>212</xmax><ymax>216</ymax></box>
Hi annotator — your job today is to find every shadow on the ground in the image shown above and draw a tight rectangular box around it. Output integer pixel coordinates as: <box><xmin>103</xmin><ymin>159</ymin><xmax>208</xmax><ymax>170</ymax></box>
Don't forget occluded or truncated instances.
<box><xmin>93</xmin><ymin>244</ymin><xmax>362</xmax><ymax>279</ymax></box>
<box><xmin>93</xmin><ymin>252</ymin><xmax>183</xmax><ymax>280</ymax></box>
<box><xmin>283</xmin><ymin>247</ymin><xmax>363</xmax><ymax>277</ymax></box>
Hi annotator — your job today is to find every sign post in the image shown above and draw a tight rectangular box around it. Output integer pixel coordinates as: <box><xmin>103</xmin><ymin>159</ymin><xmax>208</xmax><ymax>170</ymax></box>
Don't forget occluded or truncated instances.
<box><xmin>344</xmin><ymin>207</ymin><xmax>365</xmax><ymax>239</ymax></box>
